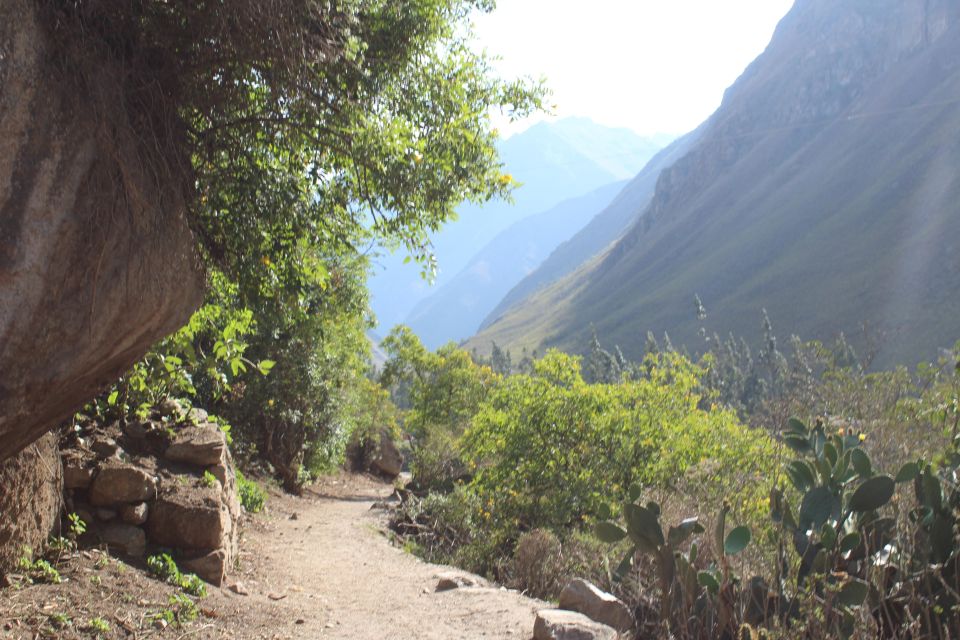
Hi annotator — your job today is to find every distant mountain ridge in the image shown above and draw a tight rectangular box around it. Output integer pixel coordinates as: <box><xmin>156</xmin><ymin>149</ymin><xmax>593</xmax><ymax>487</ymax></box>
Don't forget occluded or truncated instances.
<box><xmin>367</xmin><ymin>117</ymin><xmax>669</xmax><ymax>332</ymax></box>
<box><xmin>480</xmin><ymin>127</ymin><xmax>702</xmax><ymax>330</ymax></box>
<box><xmin>469</xmin><ymin>0</ymin><xmax>960</xmax><ymax>367</ymax></box>
<box><xmin>404</xmin><ymin>181</ymin><xmax>626</xmax><ymax>348</ymax></box>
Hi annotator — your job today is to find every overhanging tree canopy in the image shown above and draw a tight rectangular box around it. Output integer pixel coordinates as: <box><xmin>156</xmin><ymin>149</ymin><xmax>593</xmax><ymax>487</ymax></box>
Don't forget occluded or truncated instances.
<box><xmin>43</xmin><ymin>0</ymin><xmax>545</xmax><ymax>293</ymax></box>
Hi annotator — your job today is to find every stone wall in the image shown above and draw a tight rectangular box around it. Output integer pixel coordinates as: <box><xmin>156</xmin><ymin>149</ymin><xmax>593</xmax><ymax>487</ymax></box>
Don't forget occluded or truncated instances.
<box><xmin>0</xmin><ymin>434</ymin><xmax>62</xmax><ymax>574</ymax></box>
<box><xmin>62</xmin><ymin>402</ymin><xmax>240</xmax><ymax>585</ymax></box>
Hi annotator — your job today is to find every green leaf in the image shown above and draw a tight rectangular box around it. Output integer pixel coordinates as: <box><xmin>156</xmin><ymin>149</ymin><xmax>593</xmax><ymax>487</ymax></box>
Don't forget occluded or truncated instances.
<box><xmin>895</xmin><ymin>462</ymin><xmax>919</xmax><ymax>483</ymax></box>
<box><xmin>595</xmin><ymin>522</ymin><xmax>627</xmax><ymax>544</ymax></box>
<box><xmin>257</xmin><ymin>359</ymin><xmax>276</xmax><ymax>375</ymax></box>
<box><xmin>820</xmin><ymin>522</ymin><xmax>837</xmax><ymax>551</ymax></box>
<box><xmin>800</xmin><ymin>487</ymin><xmax>836</xmax><ymax>530</ymax></box>
<box><xmin>628</xmin><ymin>483</ymin><xmax>643</xmax><ymax>502</ymax></box>
<box><xmin>921</xmin><ymin>471</ymin><xmax>942</xmax><ymax>512</ymax></box>
<box><xmin>783</xmin><ymin>501</ymin><xmax>799</xmax><ymax>531</ymax></box>
<box><xmin>597</xmin><ymin>503</ymin><xmax>611</xmax><ymax>521</ymax></box>
<box><xmin>613</xmin><ymin>551</ymin><xmax>634</xmax><ymax>582</ymax></box>
<box><xmin>850</xmin><ymin>448</ymin><xmax>872</xmax><ymax>478</ymax></box>
<box><xmin>784</xmin><ymin>435</ymin><xmax>811</xmax><ymax>454</ymax></box>
<box><xmin>787</xmin><ymin>417</ymin><xmax>808</xmax><ymax>435</ymax></box>
<box><xmin>714</xmin><ymin>503</ymin><xmax>729</xmax><ymax>553</ymax></box>
<box><xmin>668</xmin><ymin>517</ymin><xmax>703</xmax><ymax>548</ymax></box>
<box><xmin>839</xmin><ymin>532</ymin><xmax>862</xmax><ymax>554</ymax></box>
<box><xmin>107</xmin><ymin>390</ymin><xmax>119</xmax><ymax>407</ymax></box>
<box><xmin>698</xmin><ymin>571</ymin><xmax>720</xmax><ymax>595</ymax></box>
<box><xmin>769</xmin><ymin>487</ymin><xmax>785</xmax><ymax>523</ymax></box>
<box><xmin>724</xmin><ymin>526</ymin><xmax>751</xmax><ymax>556</ymax></box>
<box><xmin>786</xmin><ymin>460</ymin><xmax>816</xmax><ymax>492</ymax></box>
<box><xmin>624</xmin><ymin>503</ymin><xmax>664</xmax><ymax>551</ymax></box>
<box><xmin>823</xmin><ymin>441</ymin><xmax>838</xmax><ymax>468</ymax></box>
<box><xmin>835</xmin><ymin>579</ymin><xmax>869</xmax><ymax>607</ymax></box>
<box><xmin>848</xmin><ymin>476</ymin><xmax>895</xmax><ymax>512</ymax></box>
<box><xmin>931</xmin><ymin>514</ymin><xmax>954</xmax><ymax>563</ymax></box>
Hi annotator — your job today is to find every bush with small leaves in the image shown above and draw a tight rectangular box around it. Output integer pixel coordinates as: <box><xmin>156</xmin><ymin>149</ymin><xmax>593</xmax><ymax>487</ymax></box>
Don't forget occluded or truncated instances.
<box><xmin>147</xmin><ymin>553</ymin><xmax>207</xmax><ymax>598</ymax></box>
<box><xmin>237</xmin><ymin>471</ymin><xmax>267</xmax><ymax>513</ymax></box>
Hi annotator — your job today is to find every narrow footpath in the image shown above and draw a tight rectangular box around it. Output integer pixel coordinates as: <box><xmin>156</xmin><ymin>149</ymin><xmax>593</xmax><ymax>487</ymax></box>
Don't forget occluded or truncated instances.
<box><xmin>224</xmin><ymin>474</ymin><xmax>544</xmax><ymax>639</ymax></box>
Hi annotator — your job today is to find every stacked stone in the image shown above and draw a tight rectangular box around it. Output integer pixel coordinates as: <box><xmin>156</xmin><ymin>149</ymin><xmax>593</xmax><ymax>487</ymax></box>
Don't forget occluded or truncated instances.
<box><xmin>61</xmin><ymin>401</ymin><xmax>240</xmax><ymax>585</ymax></box>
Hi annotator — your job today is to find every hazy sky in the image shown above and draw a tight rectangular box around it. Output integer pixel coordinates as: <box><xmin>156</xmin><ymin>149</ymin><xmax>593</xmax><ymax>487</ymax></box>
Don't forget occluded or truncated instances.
<box><xmin>473</xmin><ymin>0</ymin><xmax>795</xmax><ymax>137</ymax></box>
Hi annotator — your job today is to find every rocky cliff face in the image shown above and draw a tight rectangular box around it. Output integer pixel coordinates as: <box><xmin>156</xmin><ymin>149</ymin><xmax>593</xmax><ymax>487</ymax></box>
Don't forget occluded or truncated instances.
<box><xmin>630</xmin><ymin>0</ymin><xmax>960</xmax><ymax>242</ymax></box>
<box><xmin>0</xmin><ymin>0</ymin><xmax>204</xmax><ymax>462</ymax></box>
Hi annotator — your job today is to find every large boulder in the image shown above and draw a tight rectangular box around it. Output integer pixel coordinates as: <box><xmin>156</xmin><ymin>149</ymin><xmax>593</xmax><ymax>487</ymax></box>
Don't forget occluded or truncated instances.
<box><xmin>558</xmin><ymin>579</ymin><xmax>633</xmax><ymax>632</ymax></box>
<box><xmin>533</xmin><ymin>609</ymin><xmax>618</xmax><ymax>640</ymax></box>
<box><xmin>371</xmin><ymin>430</ymin><xmax>403</xmax><ymax>479</ymax></box>
<box><xmin>0</xmin><ymin>433</ymin><xmax>62</xmax><ymax>574</ymax></box>
<box><xmin>0</xmin><ymin>0</ymin><xmax>204</xmax><ymax>464</ymax></box>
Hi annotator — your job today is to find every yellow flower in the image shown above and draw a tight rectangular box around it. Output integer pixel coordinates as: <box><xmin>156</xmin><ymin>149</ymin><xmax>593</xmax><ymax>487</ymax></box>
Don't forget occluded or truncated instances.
<box><xmin>858</xmin><ymin>433</ymin><xmax>866</xmax><ymax>442</ymax></box>
<box><xmin>261</xmin><ymin>256</ymin><xmax>272</xmax><ymax>267</ymax></box>
<box><xmin>837</xmin><ymin>428</ymin><xmax>844</xmax><ymax>436</ymax></box>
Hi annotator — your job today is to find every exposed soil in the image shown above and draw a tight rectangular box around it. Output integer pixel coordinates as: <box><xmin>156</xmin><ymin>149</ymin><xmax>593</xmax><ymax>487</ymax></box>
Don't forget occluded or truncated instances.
<box><xmin>1</xmin><ymin>473</ymin><xmax>545</xmax><ymax>639</ymax></box>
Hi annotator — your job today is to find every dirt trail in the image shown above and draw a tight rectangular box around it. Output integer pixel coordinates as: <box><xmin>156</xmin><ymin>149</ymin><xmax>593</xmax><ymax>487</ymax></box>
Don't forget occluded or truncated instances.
<box><xmin>228</xmin><ymin>474</ymin><xmax>544</xmax><ymax>639</ymax></box>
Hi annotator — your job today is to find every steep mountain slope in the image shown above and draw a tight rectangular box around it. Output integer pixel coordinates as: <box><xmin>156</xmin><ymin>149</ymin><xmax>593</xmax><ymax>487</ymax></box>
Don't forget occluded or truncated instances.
<box><xmin>470</xmin><ymin>0</ymin><xmax>960</xmax><ymax>366</ymax></box>
<box><xmin>480</xmin><ymin>129</ymin><xmax>702</xmax><ymax>329</ymax></box>
<box><xmin>404</xmin><ymin>181</ymin><xmax>625</xmax><ymax>348</ymax></box>
<box><xmin>367</xmin><ymin>118</ymin><xmax>667</xmax><ymax>330</ymax></box>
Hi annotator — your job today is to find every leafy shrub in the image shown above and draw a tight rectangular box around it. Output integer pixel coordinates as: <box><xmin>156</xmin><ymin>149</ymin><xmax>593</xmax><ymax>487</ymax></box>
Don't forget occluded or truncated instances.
<box><xmin>222</xmin><ymin>254</ymin><xmax>372</xmax><ymax>492</ymax></box>
<box><xmin>388</xmin><ymin>486</ymin><xmax>502</xmax><ymax>575</ymax></box>
<box><xmin>380</xmin><ymin>328</ymin><xmax>500</xmax><ymax>491</ymax></box>
<box><xmin>153</xmin><ymin>593</ymin><xmax>200</xmax><ymax>627</ymax></box>
<box><xmin>86</xmin><ymin>617</ymin><xmax>109</xmax><ymax>634</ymax></box>
<box><xmin>461</xmin><ymin>351</ymin><xmax>775</xmax><ymax>538</ymax></box>
<box><xmin>146</xmin><ymin>554</ymin><xmax>207</xmax><ymax>598</ymax></box>
<box><xmin>236</xmin><ymin>471</ymin><xmax>267</xmax><ymax>514</ymax></box>
<box><xmin>408</xmin><ymin>426</ymin><xmax>465</xmax><ymax>493</ymax></box>
<box><xmin>17</xmin><ymin>553</ymin><xmax>62</xmax><ymax>584</ymax></box>
<box><xmin>770</xmin><ymin>418</ymin><xmax>960</xmax><ymax>639</ymax></box>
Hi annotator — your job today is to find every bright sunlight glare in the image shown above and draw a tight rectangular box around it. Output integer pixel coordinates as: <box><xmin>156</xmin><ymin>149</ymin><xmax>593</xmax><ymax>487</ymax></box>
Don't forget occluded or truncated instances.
<box><xmin>473</xmin><ymin>0</ymin><xmax>795</xmax><ymax>137</ymax></box>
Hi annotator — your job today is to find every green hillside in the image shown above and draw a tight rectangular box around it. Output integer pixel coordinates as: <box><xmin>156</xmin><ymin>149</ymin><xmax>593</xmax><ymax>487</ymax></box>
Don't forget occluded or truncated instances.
<box><xmin>469</xmin><ymin>0</ymin><xmax>960</xmax><ymax>366</ymax></box>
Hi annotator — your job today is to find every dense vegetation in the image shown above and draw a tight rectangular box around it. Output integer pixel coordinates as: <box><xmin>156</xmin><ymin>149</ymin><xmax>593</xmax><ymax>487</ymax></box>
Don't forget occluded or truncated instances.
<box><xmin>386</xmin><ymin>325</ymin><xmax>960</xmax><ymax>639</ymax></box>
<box><xmin>61</xmin><ymin>0</ymin><xmax>544</xmax><ymax>491</ymax></box>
